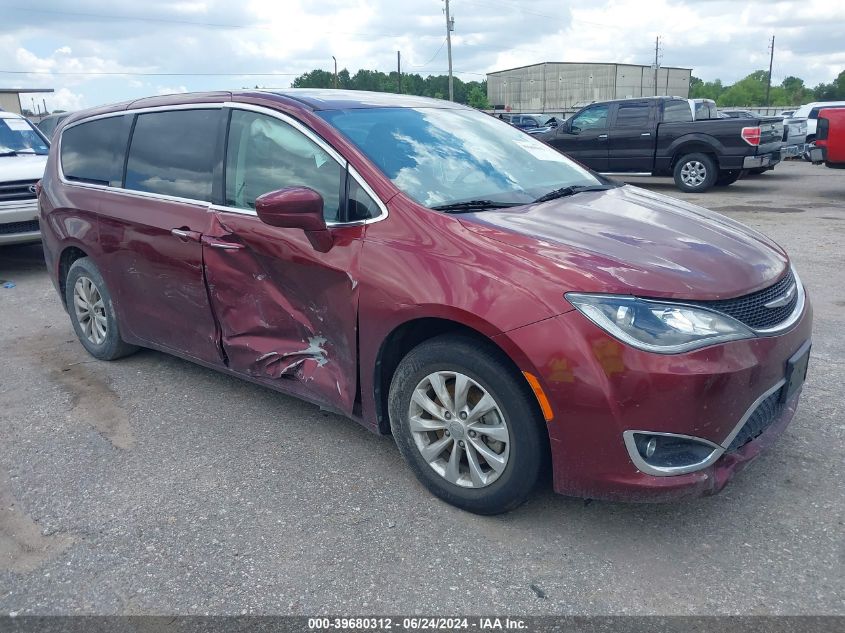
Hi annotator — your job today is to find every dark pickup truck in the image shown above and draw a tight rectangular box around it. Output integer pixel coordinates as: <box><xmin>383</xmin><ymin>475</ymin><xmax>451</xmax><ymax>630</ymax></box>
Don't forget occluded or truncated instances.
<box><xmin>541</xmin><ymin>96</ymin><xmax>784</xmax><ymax>192</ymax></box>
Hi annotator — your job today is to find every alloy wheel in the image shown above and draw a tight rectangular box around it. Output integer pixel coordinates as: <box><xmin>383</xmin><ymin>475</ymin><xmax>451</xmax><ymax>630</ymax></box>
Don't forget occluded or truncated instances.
<box><xmin>73</xmin><ymin>276</ymin><xmax>107</xmax><ymax>345</ymax></box>
<box><xmin>408</xmin><ymin>371</ymin><xmax>510</xmax><ymax>488</ymax></box>
<box><xmin>680</xmin><ymin>160</ymin><xmax>707</xmax><ymax>187</ymax></box>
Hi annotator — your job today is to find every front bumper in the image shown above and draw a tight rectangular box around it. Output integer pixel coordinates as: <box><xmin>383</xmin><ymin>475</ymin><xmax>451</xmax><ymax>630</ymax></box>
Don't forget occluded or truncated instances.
<box><xmin>501</xmin><ymin>295</ymin><xmax>813</xmax><ymax>502</ymax></box>
<box><xmin>0</xmin><ymin>199</ymin><xmax>41</xmax><ymax>245</ymax></box>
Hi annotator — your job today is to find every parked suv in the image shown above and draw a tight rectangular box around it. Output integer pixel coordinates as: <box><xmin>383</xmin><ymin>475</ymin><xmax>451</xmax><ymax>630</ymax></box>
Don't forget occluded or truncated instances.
<box><xmin>1</xmin><ymin>110</ymin><xmax>49</xmax><ymax>244</ymax></box>
<box><xmin>40</xmin><ymin>90</ymin><xmax>812</xmax><ymax>514</ymax></box>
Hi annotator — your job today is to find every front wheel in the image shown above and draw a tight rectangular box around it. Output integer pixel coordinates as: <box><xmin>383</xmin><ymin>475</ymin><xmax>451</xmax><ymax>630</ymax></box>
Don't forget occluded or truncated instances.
<box><xmin>388</xmin><ymin>335</ymin><xmax>545</xmax><ymax>515</ymax></box>
<box><xmin>673</xmin><ymin>153</ymin><xmax>717</xmax><ymax>192</ymax></box>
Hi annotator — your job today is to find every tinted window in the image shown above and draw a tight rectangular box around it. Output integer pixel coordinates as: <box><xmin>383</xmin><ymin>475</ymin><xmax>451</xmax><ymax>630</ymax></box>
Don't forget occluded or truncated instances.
<box><xmin>125</xmin><ymin>109</ymin><xmax>219</xmax><ymax>201</ymax></box>
<box><xmin>614</xmin><ymin>103</ymin><xmax>650</xmax><ymax>128</ymax></box>
<box><xmin>225</xmin><ymin>110</ymin><xmax>343</xmax><ymax>221</ymax></box>
<box><xmin>61</xmin><ymin>116</ymin><xmax>129</xmax><ymax>186</ymax></box>
<box><xmin>663</xmin><ymin>100</ymin><xmax>693</xmax><ymax>123</ymax></box>
<box><xmin>346</xmin><ymin>177</ymin><xmax>380</xmax><ymax>222</ymax></box>
<box><xmin>570</xmin><ymin>105</ymin><xmax>609</xmax><ymax>131</ymax></box>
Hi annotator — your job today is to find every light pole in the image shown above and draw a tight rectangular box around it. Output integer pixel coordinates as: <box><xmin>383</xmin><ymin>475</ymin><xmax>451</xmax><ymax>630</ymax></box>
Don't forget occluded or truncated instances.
<box><xmin>332</xmin><ymin>56</ymin><xmax>338</xmax><ymax>89</ymax></box>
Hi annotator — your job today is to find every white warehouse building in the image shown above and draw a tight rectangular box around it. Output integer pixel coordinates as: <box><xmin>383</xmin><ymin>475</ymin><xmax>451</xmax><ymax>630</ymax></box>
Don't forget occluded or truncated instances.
<box><xmin>487</xmin><ymin>62</ymin><xmax>692</xmax><ymax>113</ymax></box>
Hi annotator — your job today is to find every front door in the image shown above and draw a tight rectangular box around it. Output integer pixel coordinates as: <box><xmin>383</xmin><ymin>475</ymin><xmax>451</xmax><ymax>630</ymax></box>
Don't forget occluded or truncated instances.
<box><xmin>99</xmin><ymin>107</ymin><xmax>224</xmax><ymax>365</ymax></box>
<box><xmin>547</xmin><ymin>104</ymin><xmax>611</xmax><ymax>171</ymax></box>
<box><xmin>202</xmin><ymin>107</ymin><xmax>373</xmax><ymax>412</ymax></box>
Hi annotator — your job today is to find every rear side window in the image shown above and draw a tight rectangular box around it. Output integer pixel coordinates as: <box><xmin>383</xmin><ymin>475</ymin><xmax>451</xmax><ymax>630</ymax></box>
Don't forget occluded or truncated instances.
<box><xmin>614</xmin><ymin>103</ymin><xmax>650</xmax><ymax>128</ymax></box>
<box><xmin>125</xmin><ymin>109</ymin><xmax>219</xmax><ymax>201</ymax></box>
<box><xmin>662</xmin><ymin>100</ymin><xmax>693</xmax><ymax>123</ymax></box>
<box><xmin>61</xmin><ymin>116</ymin><xmax>129</xmax><ymax>186</ymax></box>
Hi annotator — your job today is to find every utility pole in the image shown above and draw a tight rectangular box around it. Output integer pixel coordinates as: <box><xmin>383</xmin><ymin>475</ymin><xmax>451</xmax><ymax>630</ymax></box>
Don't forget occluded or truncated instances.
<box><xmin>653</xmin><ymin>35</ymin><xmax>661</xmax><ymax>96</ymax></box>
<box><xmin>397</xmin><ymin>50</ymin><xmax>402</xmax><ymax>93</ymax></box>
<box><xmin>332</xmin><ymin>56</ymin><xmax>338</xmax><ymax>89</ymax></box>
<box><xmin>765</xmin><ymin>35</ymin><xmax>775</xmax><ymax>106</ymax></box>
<box><xmin>444</xmin><ymin>0</ymin><xmax>454</xmax><ymax>101</ymax></box>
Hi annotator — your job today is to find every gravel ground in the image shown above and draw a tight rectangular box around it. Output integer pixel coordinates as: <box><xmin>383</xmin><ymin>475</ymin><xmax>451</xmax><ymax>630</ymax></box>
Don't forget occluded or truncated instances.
<box><xmin>0</xmin><ymin>161</ymin><xmax>843</xmax><ymax>615</ymax></box>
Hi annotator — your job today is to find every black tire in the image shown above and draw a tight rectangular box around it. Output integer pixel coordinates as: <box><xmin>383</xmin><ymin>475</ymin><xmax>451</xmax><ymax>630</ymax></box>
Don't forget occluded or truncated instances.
<box><xmin>388</xmin><ymin>334</ymin><xmax>545</xmax><ymax>515</ymax></box>
<box><xmin>65</xmin><ymin>257</ymin><xmax>138</xmax><ymax>361</ymax></box>
<box><xmin>714</xmin><ymin>169</ymin><xmax>745</xmax><ymax>186</ymax></box>
<box><xmin>673</xmin><ymin>153</ymin><xmax>718</xmax><ymax>192</ymax></box>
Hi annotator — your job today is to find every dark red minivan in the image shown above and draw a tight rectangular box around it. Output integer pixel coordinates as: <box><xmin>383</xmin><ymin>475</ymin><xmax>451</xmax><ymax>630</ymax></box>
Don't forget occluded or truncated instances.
<box><xmin>39</xmin><ymin>90</ymin><xmax>812</xmax><ymax>514</ymax></box>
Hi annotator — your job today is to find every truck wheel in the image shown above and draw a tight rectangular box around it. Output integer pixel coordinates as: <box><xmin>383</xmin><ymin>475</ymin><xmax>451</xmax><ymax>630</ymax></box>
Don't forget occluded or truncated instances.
<box><xmin>673</xmin><ymin>153</ymin><xmax>717</xmax><ymax>192</ymax></box>
<box><xmin>388</xmin><ymin>334</ymin><xmax>545</xmax><ymax>515</ymax></box>
<box><xmin>715</xmin><ymin>169</ymin><xmax>745</xmax><ymax>186</ymax></box>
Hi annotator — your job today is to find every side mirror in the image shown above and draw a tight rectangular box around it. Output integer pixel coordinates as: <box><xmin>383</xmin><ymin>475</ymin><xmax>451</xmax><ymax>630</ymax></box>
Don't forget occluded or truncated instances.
<box><xmin>255</xmin><ymin>187</ymin><xmax>327</xmax><ymax>231</ymax></box>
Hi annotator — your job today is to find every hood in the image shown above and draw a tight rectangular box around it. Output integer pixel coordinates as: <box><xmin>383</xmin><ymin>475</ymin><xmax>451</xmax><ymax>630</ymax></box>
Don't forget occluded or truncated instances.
<box><xmin>0</xmin><ymin>154</ymin><xmax>48</xmax><ymax>182</ymax></box>
<box><xmin>458</xmin><ymin>185</ymin><xmax>788</xmax><ymax>301</ymax></box>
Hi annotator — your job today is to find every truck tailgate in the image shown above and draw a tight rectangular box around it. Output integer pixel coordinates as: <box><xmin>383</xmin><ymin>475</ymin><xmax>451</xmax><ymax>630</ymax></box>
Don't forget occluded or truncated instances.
<box><xmin>757</xmin><ymin>119</ymin><xmax>784</xmax><ymax>154</ymax></box>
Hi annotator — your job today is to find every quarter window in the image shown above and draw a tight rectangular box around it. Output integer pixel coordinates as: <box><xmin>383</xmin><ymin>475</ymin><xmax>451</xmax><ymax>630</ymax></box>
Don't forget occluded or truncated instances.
<box><xmin>224</xmin><ymin>110</ymin><xmax>343</xmax><ymax>222</ymax></box>
<box><xmin>125</xmin><ymin>109</ymin><xmax>220</xmax><ymax>201</ymax></box>
<box><xmin>60</xmin><ymin>116</ymin><xmax>129</xmax><ymax>187</ymax></box>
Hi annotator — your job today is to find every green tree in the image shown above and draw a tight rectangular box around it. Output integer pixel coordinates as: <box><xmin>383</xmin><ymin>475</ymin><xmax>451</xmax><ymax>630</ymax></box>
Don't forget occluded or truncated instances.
<box><xmin>467</xmin><ymin>85</ymin><xmax>490</xmax><ymax>109</ymax></box>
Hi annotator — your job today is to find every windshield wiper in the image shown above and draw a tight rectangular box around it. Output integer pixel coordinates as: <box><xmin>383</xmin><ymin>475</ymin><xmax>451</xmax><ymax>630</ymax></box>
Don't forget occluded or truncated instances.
<box><xmin>532</xmin><ymin>184</ymin><xmax>618</xmax><ymax>204</ymax></box>
<box><xmin>0</xmin><ymin>149</ymin><xmax>40</xmax><ymax>157</ymax></box>
<box><xmin>430</xmin><ymin>200</ymin><xmax>523</xmax><ymax>213</ymax></box>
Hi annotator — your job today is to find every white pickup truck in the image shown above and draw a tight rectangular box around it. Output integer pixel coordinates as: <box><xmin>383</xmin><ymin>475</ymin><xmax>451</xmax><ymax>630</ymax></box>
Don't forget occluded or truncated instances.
<box><xmin>0</xmin><ymin>110</ymin><xmax>49</xmax><ymax>245</ymax></box>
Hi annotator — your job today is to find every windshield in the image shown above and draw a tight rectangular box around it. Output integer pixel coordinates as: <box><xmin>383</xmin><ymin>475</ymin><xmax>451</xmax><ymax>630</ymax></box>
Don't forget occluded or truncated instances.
<box><xmin>0</xmin><ymin>117</ymin><xmax>50</xmax><ymax>155</ymax></box>
<box><xmin>318</xmin><ymin>107</ymin><xmax>603</xmax><ymax>207</ymax></box>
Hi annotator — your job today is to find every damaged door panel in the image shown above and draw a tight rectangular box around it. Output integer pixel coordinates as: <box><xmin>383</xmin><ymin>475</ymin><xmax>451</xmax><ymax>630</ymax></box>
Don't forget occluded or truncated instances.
<box><xmin>203</xmin><ymin>211</ymin><xmax>364</xmax><ymax>413</ymax></box>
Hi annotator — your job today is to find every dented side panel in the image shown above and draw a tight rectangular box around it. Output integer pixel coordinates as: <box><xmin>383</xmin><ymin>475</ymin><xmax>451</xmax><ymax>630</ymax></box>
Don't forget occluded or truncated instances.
<box><xmin>203</xmin><ymin>212</ymin><xmax>364</xmax><ymax>413</ymax></box>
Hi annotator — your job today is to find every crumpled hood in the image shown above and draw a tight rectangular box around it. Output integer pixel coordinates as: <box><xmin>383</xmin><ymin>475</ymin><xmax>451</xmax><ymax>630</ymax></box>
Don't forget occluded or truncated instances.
<box><xmin>458</xmin><ymin>185</ymin><xmax>789</xmax><ymax>300</ymax></box>
<box><xmin>0</xmin><ymin>154</ymin><xmax>48</xmax><ymax>182</ymax></box>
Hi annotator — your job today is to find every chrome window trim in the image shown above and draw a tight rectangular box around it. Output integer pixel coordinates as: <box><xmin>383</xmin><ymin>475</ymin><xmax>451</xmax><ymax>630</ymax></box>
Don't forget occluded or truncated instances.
<box><xmin>55</xmin><ymin>101</ymin><xmax>389</xmax><ymax>226</ymax></box>
<box><xmin>622</xmin><ymin>430</ymin><xmax>724</xmax><ymax>477</ymax></box>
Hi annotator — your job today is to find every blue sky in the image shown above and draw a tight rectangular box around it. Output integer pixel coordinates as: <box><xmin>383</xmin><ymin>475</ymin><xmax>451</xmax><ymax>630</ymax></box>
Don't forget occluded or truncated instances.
<box><xmin>1</xmin><ymin>0</ymin><xmax>843</xmax><ymax>112</ymax></box>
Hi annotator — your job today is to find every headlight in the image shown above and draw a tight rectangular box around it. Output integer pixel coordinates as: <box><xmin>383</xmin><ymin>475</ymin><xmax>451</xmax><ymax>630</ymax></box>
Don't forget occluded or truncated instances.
<box><xmin>565</xmin><ymin>293</ymin><xmax>755</xmax><ymax>353</ymax></box>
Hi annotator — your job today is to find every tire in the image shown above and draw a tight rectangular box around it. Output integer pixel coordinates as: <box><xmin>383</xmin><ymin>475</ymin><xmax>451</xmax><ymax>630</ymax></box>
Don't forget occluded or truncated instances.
<box><xmin>388</xmin><ymin>334</ymin><xmax>545</xmax><ymax>515</ymax></box>
<box><xmin>714</xmin><ymin>169</ymin><xmax>745</xmax><ymax>186</ymax></box>
<box><xmin>673</xmin><ymin>153</ymin><xmax>718</xmax><ymax>192</ymax></box>
<box><xmin>65</xmin><ymin>257</ymin><xmax>138</xmax><ymax>361</ymax></box>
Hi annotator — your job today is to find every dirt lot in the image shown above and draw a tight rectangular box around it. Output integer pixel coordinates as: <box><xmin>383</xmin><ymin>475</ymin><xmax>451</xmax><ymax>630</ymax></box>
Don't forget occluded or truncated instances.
<box><xmin>1</xmin><ymin>161</ymin><xmax>843</xmax><ymax>615</ymax></box>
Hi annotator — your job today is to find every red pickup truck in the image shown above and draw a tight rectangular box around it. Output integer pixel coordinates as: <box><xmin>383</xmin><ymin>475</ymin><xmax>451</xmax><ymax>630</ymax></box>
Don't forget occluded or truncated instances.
<box><xmin>809</xmin><ymin>108</ymin><xmax>845</xmax><ymax>168</ymax></box>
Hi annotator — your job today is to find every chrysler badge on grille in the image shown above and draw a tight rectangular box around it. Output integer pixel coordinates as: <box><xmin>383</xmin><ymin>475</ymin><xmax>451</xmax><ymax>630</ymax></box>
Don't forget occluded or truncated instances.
<box><xmin>763</xmin><ymin>283</ymin><xmax>797</xmax><ymax>309</ymax></box>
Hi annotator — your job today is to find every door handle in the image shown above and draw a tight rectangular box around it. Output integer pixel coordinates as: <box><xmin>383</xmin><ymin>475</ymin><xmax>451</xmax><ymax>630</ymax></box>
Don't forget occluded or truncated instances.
<box><xmin>170</xmin><ymin>228</ymin><xmax>201</xmax><ymax>242</ymax></box>
<box><xmin>598</xmin><ymin>134</ymin><xmax>608</xmax><ymax>140</ymax></box>
<box><xmin>202</xmin><ymin>236</ymin><xmax>244</xmax><ymax>251</ymax></box>
<box><xmin>640</xmin><ymin>132</ymin><xmax>651</xmax><ymax>137</ymax></box>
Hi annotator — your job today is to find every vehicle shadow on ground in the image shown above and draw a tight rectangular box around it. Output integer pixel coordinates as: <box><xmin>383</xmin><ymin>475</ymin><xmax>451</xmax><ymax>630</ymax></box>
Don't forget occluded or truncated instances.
<box><xmin>0</xmin><ymin>243</ymin><xmax>47</xmax><ymax>283</ymax></box>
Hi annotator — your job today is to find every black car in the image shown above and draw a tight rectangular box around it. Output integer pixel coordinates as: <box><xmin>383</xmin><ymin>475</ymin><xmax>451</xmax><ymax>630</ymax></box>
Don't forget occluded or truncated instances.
<box><xmin>541</xmin><ymin>97</ymin><xmax>784</xmax><ymax>192</ymax></box>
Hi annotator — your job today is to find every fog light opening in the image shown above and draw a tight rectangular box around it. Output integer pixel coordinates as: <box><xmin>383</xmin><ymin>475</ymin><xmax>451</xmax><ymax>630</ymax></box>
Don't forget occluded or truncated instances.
<box><xmin>625</xmin><ymin>431</ymin><xmax>723</xmax><ymax>477</ymax></box>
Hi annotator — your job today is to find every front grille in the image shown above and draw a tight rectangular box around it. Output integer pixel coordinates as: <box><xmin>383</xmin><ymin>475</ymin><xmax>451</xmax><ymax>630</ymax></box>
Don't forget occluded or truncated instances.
<box><xmin>0</xmin><ymin>179</ymin><xmax>38</xmax><ymax>202</ymax></box>
<box><xmin>687</xmin><ymin>269</ymin><xmax>798</xmax><ymax>330</ymax></box>
<box><xmin>727</xmin><ymin>387</ymin><xmax>785</xmax><ymax>452</ymax></box>
<box><xmin>0</xmin><ymin>219</ymin><xmax>39</xmax><ymax>235</ymax></box>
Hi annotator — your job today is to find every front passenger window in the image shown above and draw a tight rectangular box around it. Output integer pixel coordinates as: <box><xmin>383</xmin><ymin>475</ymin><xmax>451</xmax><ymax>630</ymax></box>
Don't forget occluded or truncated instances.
<box><xmin>570</xmin><ymin>105</ymin><xmax>609</xmax><ymax>132</ymax></box>
<box><xmin>225</xmin><ymin>110</ymin><xmax>343</xmax><ymax>221</ymax></box>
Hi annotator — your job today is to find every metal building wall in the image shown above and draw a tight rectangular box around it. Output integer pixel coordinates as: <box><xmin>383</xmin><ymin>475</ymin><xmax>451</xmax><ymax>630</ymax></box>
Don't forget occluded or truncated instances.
<box><xmin>488</xmin><ymin>63</ymin><xmax>692</xmax><ymax>112</ymax></box>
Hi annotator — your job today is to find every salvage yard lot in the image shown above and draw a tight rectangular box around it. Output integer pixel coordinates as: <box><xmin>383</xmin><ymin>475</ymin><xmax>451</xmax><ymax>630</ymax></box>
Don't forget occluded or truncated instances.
<box><xmin>1</xmin><ymin>161</ymin><xmax>843</xmax><ymax>615</ymax></box>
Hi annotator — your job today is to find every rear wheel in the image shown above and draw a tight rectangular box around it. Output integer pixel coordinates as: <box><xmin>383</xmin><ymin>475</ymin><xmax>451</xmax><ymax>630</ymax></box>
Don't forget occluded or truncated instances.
<box><xmin>388</xmin><ymin>335</ymin><xmax>545</xmax><ymax>515</ymax></box>
<box><xmin>673</xmin><ymin>153</ymin><xmax>717</xmax><ymax>192</ymax></box>
<box><xmin>65</xmin><ymin>257</ymin><xmax>138</xmax><ymax>361</ymax></box>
